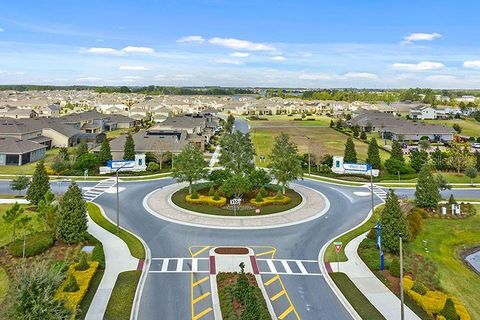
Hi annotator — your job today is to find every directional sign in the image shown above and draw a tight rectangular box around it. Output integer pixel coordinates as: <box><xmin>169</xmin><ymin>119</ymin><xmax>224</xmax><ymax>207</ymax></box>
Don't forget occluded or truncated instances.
<box><xmin>334</xmin><ymin>241</ymin><xmax>343</xmax><ymax>253</ymax></box>
<box><xmin>343</xmin><ymin>163</ymin><xmax>371</xmax><ymax>172</ymax></box>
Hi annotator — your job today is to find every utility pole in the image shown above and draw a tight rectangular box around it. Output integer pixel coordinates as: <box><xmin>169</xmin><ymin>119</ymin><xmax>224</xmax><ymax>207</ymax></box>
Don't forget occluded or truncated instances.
<box><xmin>370</xmin><ymin>164</ymin><xmax>374</xmax><ymax>221</ymax></box>
<box><xmin>399</xmin><ymin>234</ymin><xmax>405</xmax><ymax>320</ymax></box>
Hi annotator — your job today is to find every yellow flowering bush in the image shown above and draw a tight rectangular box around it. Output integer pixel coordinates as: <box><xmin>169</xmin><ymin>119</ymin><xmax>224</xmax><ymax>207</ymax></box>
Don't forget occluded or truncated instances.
<box><xmin>403</xmin><ymin>276</ymin><xmax>470</xmax><ymax>320</ymax></box>
<box><xmin>186</xmin><ymin>194</ymin><xmax>227</xmax><ymax>207</ymax></box>
<box><xmin>55</xmin><ymin>261</ymin><xmax>99</xmax><ymax>314</ymax></box>
<box><xmin>250</xmin><ymin>195</ymin><xmax>291</xmax><ymax>206</ymax></box>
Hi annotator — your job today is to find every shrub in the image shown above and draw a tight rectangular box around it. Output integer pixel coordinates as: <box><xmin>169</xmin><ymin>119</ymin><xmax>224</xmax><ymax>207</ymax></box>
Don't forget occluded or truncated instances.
<box><xmin>389</xmin><ymin>257</ymin><xmax>401</xmax><ymax>277</ymax></box>
<box><xmin>185</xmin><ymin>194</ymin><xmax>227</xmax><ymax>207</ymax></box>
<box><xmin>249</xmin><ymin>195</ymin><xmax>291</xmax><ymax>206</ymax></box>
<box><xmin>92</xmin><ymin>243</ymin><xmax>105</xmax><ymax>269</ymax></box>
<box><xmin>407</xmin><ymin>208</ymin><xmax>424</xmax><ymax>240</ymax></box>
<box><xmin>212</xmin><ymin>191</ymin><xmax>220</xmax><ymax>201</ymax></box>
<box><xmin>255</xmin><ymin>193</ymin><xmax>263</xmax><ymax>202</ymax></box>
<box><xmin>190</xmin><ymin>189</ymin><xmax>199</xmax><ymax>199</ymax></box>
<box><xmin>259</xmin><ymin>186</ymin><xmax>267</xmax><ymax>198</ymax></box>
<box><xmin>274</xmin><ymin>190</ymin><xmax>283</xmax><ymax>200</ymax></box>
<box><xmin>8</xmin><ymin>232</ymin><xmax>55</xmax><ymax>257</ymax></box>
<box><xmin>411</xmin><ymin>281</ymin><xmax>427</xmax><ymax>295</ymax></box>
<box><xmin>64</xmin><ymin>274</ymin><xmax>80</xmax><ymax>292</ymax></box>
<box><xmin>358</xmin><ymin>238</ymin><xmax>383</xmax><ymax>271</ymax></box>
<box><xmin>75</xmin><ymin>253</ymin><xmax>89</xmax><ymax>272</ymax></box>
<box><xmin>441</xmin><ymin>298</ymin><xmax>460</xmax><ymax>320</ymax></box>
<box><xmin>147</xmin><ymin>162</ymin><xmax>160</xmax><ymax>172</ymax></box>
<box><xmin>208</xmin><ymin>186</ymin><xmax>215</xmax><ymax>196</ymax></box>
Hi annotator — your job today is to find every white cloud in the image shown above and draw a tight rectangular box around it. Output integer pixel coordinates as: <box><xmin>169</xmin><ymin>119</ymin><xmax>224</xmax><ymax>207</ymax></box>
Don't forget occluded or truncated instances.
<box><xmin>177</xmin><ymin>35</ymin><xmax>205</xmax><ymax>44</ymax></box>
<box><xmin>209</xmin><ymin>37</ymin><xmax>275</xmax><ymax>51</ymax></box>
<box><xmin>271</xmin><ymin>56</ymin><xmax>286</xmax><ymax>61</ymax></box>
<box><xmin>215</xmin><ymin>59</ymin><xmax>244</xmax><ymax>65</ymax></box>
<box><xmin>392</xmin><ymin>61</ymin><xmax>445</xmax><ymax>71</ymax></box>
<box><xmin>76</xmin><ymin>77</ymin><xmax>102</xmax><ymax>82</ymax></box>
<box><xmin>230</xmin><ymin>52</ymin><xmax>250</xmax><ymax>58</ymax></box>
<box><xmin>122</xmin><ymin>46</ymin><xmax>154</xmax><ymax>54</ymax></box>
<box><xmin>155</xmin><ymin>74</ymin><xmax>166</xmax><ymax>79</ymax></box>
<box><xmin>463</xmin><ymin>60</ymin><xmax>480</xmax><ymax>69</ymax></box>
<box><xmin>0</xmin><ymin>28</ymin><xmax>4</xmax><ymax>32</ymax></box>
<box><xmin>85</xmin><ymin>47</ymin><xmax>123</xmax><ymax>55</ymax></box>
<box><xmin>425</xmin><ymin>75</ymin><xmax>457</xmax><ymax>82</ymax></box>
<box><xmin>119</xmin><ymin>65</ymin><xmax>149</xmax><ymax>71</ymax></box>
<box><xmin>122</xmin><ymin>75</ymin><xmax>142</xmax><ymax>80</ymax></box>
<box><xmin>344</xmin><ymin>72</ymin><xmax>378</xmax><ymax>80</ymax></box>
<box><xmin>298</xmin><ymin>73</ymin><xmax>333</xmax><ymax>80</ymax></box>
<box><xmin>403</xmin><ymin>32</ymin><xmax>442</xmax><ymax>43</ymax></box>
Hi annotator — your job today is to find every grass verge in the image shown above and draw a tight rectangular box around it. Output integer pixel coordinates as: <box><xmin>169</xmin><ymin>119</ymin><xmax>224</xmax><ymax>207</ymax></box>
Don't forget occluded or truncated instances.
<box><xmin>77</xmin><ymin>269</ymin><xmax>105</xmax><ymax>320</ymax></box>
<box><xmin>104</xmin><ymin>271</ymin><xmax>141</xmax><ymax>320</ymax></box>
<box><xmin>0</xmin><ymin>266</ymin><xmax>8</xmax><ymax>305</ymax></box>
<box><xmin>330</xmin><ymin>273</ymin><xmax>385</xmax><ymax>320</ymax></box>
<box><xmin>87</xmin><ymin>202</ymin><xmax>145</xmax><ymax>259</ymax></box>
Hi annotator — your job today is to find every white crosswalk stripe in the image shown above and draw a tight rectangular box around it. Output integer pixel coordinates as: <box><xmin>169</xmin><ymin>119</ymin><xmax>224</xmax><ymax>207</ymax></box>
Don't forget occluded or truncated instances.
<box><xmin>257</xmin><ymin>259</ymin><xmax>322</xmax><ymax>276</ymax></box>
<box><xmin>364</xmin><ymin>183</ymin><xmax>387</xmax><ymax>201</ymax></box>
<box><xmin>83</xmin><ymin>178</ymin><xmax>117</xmax><ymax>202</ymax></box>
<box><xmin>149</xmin><ymin>258</ymin><xmax>209</xmax><ymax>273</ymax></box>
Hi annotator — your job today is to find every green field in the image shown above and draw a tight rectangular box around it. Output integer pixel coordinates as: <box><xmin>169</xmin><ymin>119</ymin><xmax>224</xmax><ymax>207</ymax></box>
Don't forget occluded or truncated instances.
<box><xmin>0</xmin><ymin>148</ymin><xmax>60</xmax><ymax>175</ymax></box>
<box><xmin>424</xmin><ymin>118</ymin><xmax>480</xmax><ymax>138</ymax></box>
<box><xmin>106</xmin><ymin>128</ymin><xmax>134</xmax><ymax>139</ymax></box>
<box><xmin>248</xmin><ymin>114</ymin><xmax>334</xmax><ymax>127</ymax></box>
<box><xmin>104</xmin><ymin>271</ymin><xmax>141</xmax><ymax>320</ymax></box>
<box><xmin>407</xmin><ymin>205</ymin><xmax>480</xmax><ymax>319</ymax></box>
<box><xmin>251</xmin><ymin>127</ymin><xmax>390</xmax><ymax>167</ymax></box>
<box><xmin>0</xmin><ymin>204</ymin><xmax>44</xmax><ymax>247</ymax></box>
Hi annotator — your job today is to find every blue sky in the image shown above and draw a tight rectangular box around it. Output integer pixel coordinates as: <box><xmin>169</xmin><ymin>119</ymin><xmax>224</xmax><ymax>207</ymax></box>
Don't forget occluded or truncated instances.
<box><xmin>1</xmin><ymin>0</ymin><xmax>480</xmax><ymax>88</ymax></box>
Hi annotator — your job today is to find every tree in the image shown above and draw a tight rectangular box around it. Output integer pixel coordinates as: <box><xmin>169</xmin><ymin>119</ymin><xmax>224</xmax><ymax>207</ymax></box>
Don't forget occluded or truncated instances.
<box><xmin>248</xmin><ymin>169</ymin><xmax>271</xmax><ymax>190</ymax></box>
<box><xmin>18</xmin><ymin>215</ymin><xmax>32</xmax><ymax>258</ymax></box>
<box><xmin>360</xmin><ymin>131</ymin><xmax>367</xmax><ymax>140</ymax></box>
<box><xmin>218</xmin><ymin>131</ymin><xmax>255</xmax><ymax>175</ymax></box>
<box><xmin>220</xmin><ymin>174</ymin><xmax>252</xmax><ymax>199</ymax></box>
<box><xmin>26</xmin><ymin>160</ymin><xmax>50</xmax><ymax>206</ymax></box>
<box><xmin>380</xmin><ymin>190</ymin><xmax>410</xmax><ymax>253</ymax></box>
<box><xmin>409</xmin><ymin>150</ymin><xmax>429</xmax><ymax>173</ymax></box>
<box><xmin>475</xmin><ymin>150</ymin><xmax>480</xmax><ymax>171</ymax></box>
<box><xmin>3</xmin><ymin>261</ymin><xmax>72</xmax><ymax>320</ymax></box>
<box><xmin>452</xmin><ymin>123</ymin><xmax>462</xmax><ymax>133</ymax></box>
<box><xmin>385</xmin><ymin>158</ymin><xmax>408</xmax><ymax>174</ymax></box>
<box><xmin>352</xmin><ymin>125</ymin><xmax>360</xmax><ymax>138</ymax></box>
<box><xmin>366</xmin><ymin>138</ymin><xmax>381</xmax><ymax>169</ymax></box>
<box><xmin>2</xmin><ymin>202</ymin><xmax>24</xmax><ymax>241</ymax></box>
<box><xmin>51</xmin><ymin>156</ymin><xmax>69</xmax><ymax>176</ymax></box>
<box><xmin>224</xmin><ymin>114</ymin><xmax>235</xmax><ymax>133</ymax></box>
<box><xmin>269</xmin><ymin>133</ymin><xmax>303</xmax><ymax>194</ymax></box>
<box><xmin>56</xmin><ymin>182</ymin><xmax>88</xmax><ymax>243</ymax></box>
<box><xmin>418</xmin><ymin>139</ymin><xmax>430</xmax><ymax>151</ymax></box>
<box><xmin>447</xmin><ymin>145</ymin><xmax>475</xmax><ymax>173</ymax></box>
<box><xmin>75</xmin><ymin>141</ymin><xmax>88</xmax><ymax>158</ymax></box>
<box><xmin>123</xmin><ymin>134</ymin><xmax>135</xmax><ymax>160</ymax></box>
<box><xmin>390</xmin><ymin>140</ymin><xmax>405</xmax><ymax>163</ymax></box>
<box><xmin>436</xmin><ymin>174</ymin><xmax>451</xmax><ymax>190</ymax></box>
<box><xmin>209</xmin><ymin>169</ymin><xmax>232</xmax><ymax>187</ymax></box>
<box><xmin>172</xmin><ymin>144</ymin><xmax>208</xmax><ymax>193</ymax></box>
<box><xmin>465</xmin><ymin>167</ymin><xmax>478</xmax><ymax>185</ymax></box>
<box><xmin>98</xmin><ymin>138</ymin><xmax>112</xmax><ymax>165</ymax></box>
<box><xmin>58</xmin><ymin>147</ymin><xmax>69</xmax><ymax>161</ymax></box>
<box><xmin>431</xmin><ymin>147</ymin><xmax>447</xmax><ymax>171</ymax></box>
<box><xmin>38</xmin><ymin>191</ymin><xmax>57</xmax><ymax>233</ymax></box>
<box><xmin>343</xmin><ymin>137</ymin><xmax>357</xmax><ymax>163</ymax></box>
<box><xmin>74</xmin><ymin>153</ymin><xmax>99</xmax><ymax>172</ymax></box>
<box><xmin>10</xmin><ymin>176</ymin><xmax>30</xmax><ymax>196</ymax></box>
<box><xmin>415</xmin><ymin>164</ymin><xmax>441</xmax><ymax>208</ymax></box>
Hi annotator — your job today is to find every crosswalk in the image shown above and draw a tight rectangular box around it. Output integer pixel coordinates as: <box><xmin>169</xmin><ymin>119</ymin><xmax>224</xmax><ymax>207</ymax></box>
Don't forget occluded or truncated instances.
<box><xmin>83</xmin><ymin>178</ymin><xmax>117</xmax><ymax>202</ymax></box>
<box><xmin>365</xmin><ymin>183</ymin><xmax>387</xmax><ymax>201</ymax></box>
<box><xmin>149</xmin><ymin>257</ymin><xmax>322</xmax><ymax>276</ymax></box>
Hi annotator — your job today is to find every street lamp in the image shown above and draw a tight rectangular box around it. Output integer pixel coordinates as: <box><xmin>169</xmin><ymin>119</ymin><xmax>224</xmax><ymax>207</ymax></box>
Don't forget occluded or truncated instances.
<box><xmin>399</xmin><ymin>233</ymin><xmax>405</xmax><ymax>320</ymax></box>
<box><xmin>305</xmin><ymin>136</ymin><xmax>311</xmax><ymax>175</ymax></box>
<box><xmin>115</xmin><ymin>162</ymin><xmax>130</xmax><ymax>235</ymax></box>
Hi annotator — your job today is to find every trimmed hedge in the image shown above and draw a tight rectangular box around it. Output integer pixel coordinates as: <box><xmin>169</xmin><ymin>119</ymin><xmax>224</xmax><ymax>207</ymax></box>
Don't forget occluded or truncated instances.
<box><xmin>55</xmin><ymin>261</ymin><xmax>99</xmax><ymax>312</ymax></box>
<box><xmin>250</xmin><ymin>195</ymin><xmax>291</xmax><ymax>207</ymax></box>
<box><xmin>185</xmin><ymin>194</ymin><xmax>227</xmax><ymax>207</ymax></box>
<box><xmin>404</xmin><ymin>276</ymin><xmax>470</xmax><ymax>320</ymax></box>
<box><xmin>7</xmin><ymin>231</ymin><xmax>55</xmax><ymax>257</ymax></box>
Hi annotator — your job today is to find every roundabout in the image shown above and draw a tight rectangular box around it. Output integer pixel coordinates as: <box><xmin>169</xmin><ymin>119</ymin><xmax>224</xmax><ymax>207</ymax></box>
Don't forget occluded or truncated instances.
<box><xmin>143</xmin><ymin>182</ymin><xmax>330</xmax><ymax>229</ymax></box>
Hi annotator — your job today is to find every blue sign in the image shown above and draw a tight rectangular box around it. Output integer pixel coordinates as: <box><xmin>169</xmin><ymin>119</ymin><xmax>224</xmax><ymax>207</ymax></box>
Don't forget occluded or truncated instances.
<box><xmin>343</xmin><ymin>162</ymin><xmax>372</xmax><ymax>172</ymax></box>
<box><xmin>376</xmin><ymin>222</ymin><xmax>385</xmax><ymax>271</ymax></box>
<box><xmin>107</xmin><ymin>160</ymin><xmax>135</xmax><ymax>169</ymax></box>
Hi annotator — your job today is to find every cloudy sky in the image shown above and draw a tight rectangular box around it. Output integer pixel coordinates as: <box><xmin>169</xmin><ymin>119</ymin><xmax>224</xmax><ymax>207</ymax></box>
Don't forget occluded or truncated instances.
<box><xmin>1</xmin><ymin>0</ymin><xmax>480</xmax><ymax>88</ymax></box>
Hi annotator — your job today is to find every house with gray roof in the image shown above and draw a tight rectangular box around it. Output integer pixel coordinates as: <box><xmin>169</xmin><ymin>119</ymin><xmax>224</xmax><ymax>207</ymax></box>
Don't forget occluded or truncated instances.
<box><xmin>0</xmin><ymin>137</ymin><xmax>46</xmax><ymax>165</ymax></box>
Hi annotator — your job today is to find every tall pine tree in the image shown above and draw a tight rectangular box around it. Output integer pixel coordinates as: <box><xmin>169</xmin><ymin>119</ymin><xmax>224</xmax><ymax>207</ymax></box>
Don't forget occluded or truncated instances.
<box><xmin>98</xmin><ymin>138</ymin><xmax>112</xmax><ymax>165</ymax></box>
<box><xmin>343</xmin><ymin>137</ymin><xmax>357</xmax><ymax>163</ymax></box>
<box><xmin>381</xmin><ymin>189</ymin><xmax>410</xmax><ymax>253</ymax></box>
<box><xmin>26</xmin><ymin>160</ymin><xmax>50</xmax><ymax>206</ymax></box>
<box><xmin>415</xmin><ymin>164</ymin><xmax>441</xmax><ymax>208</ymax></box>
<box><xmin>366</xmin><ymin>138</ymin><xmax>381</xmax><ymax>169</ymax></box>
<box><xmin>56</xmin><ymin>182</ymin><xmax>88</xmax><ymax>243</ymax></box>
<box><xmin>390</xmin><ymin>140</ymin><xmax>404</xmax><ymax>163</ymax></box>
<box><xmin>123</xmin><ymin>134</ymin><xmax>135</xmax><ymax>160</ymax></box>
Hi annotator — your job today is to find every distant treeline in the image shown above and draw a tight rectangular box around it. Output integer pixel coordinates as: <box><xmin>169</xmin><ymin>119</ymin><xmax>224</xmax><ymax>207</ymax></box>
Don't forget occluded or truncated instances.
<box><xmin>0</xmin><ymin>85</ymin><xmax>255</xmax><ymax>96</ymax></box>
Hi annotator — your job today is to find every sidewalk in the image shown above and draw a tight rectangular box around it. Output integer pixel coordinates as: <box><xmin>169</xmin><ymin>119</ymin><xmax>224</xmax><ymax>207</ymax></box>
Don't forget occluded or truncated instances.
<box><xmin>0</xmin><ymin>199</ymin><xmax>29</xmax><ymax>204</ymax></box>
<box><xmin>336</xmin><ymin>232</ymin><xmax>420</xmax><ymax>320</ymax></box>
<box><xmin>209</xmin><ymin>145</ymin><xmax>221</xmax><ymax>168</ymax></box>
<box><xmin>85</xmin><ymin>209</ymin><xmax>139</xmax><ymax>320</ymax></box>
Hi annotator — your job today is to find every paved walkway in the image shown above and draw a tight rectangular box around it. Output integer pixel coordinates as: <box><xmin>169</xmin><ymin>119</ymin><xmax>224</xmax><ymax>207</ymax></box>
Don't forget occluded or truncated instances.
<box><xmin>336</xmin><ymin>232</ymin><xmax>420</xmax><ymax>320</ymax></box>
<box><xmin>144</xmin><ymin>183</ymin><xmax>328</xmax><ymax>228</ymax></box>
<box><xmin>209</xmin><ymin>145</ymin><xmax>221</xmax><ymax>168</ymax></box>
<box><xmin>85</xmin><ymin>207</ymin><xmax>139</xmax><ymax>320</ymax></box>
<box><xmin>0</xmin><ymin>198</ymin><xmax>30</xmax><ymax>204</ymax></box>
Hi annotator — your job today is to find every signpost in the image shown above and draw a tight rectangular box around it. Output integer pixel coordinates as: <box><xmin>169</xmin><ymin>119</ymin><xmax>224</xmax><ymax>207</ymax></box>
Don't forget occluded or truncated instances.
<box><xmin>229</xmin><ymin>198</ymin><xmax>241</xmax><ymax>216</ymax></box>
<box><xmin>375</xmin><ymin>222</ymin><xmax>385</xmax><ymax>270</ymax></box>
<box><xmin>334</xmin><ymin>241</ymin><xmax>342</xmax><ymax>272</ymax></box>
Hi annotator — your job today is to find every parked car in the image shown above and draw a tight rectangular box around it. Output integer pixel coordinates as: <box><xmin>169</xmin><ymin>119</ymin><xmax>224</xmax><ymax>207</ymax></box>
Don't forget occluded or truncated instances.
<box><xmin>472</xmin><ymin>143</ymin><xmax>480</xmax><ymax>149</ymax></box>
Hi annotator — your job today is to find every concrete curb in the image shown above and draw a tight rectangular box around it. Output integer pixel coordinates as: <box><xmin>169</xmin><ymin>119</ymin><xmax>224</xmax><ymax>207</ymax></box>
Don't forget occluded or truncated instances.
<box><xmin>130</xmin><ymin>234</ymin><xmax>152</xmax><ymax>320</ymax></box>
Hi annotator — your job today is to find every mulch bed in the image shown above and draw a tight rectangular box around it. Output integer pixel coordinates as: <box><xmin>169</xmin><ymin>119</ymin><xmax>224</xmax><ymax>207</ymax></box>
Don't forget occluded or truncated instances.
<box><xmin>215</xmin><ymin>247</ymin><xmax>249</xmax><ymax>255</ymax></box>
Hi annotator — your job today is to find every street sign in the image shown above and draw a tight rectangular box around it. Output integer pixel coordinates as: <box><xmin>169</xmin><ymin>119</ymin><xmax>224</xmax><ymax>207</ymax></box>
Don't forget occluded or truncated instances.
<box><xmin>107</xmin><ymin>160</ymin><xmax>135</xmax><ymax>170</ymax></box>
<box><xmin>334</xmin><ymin>241</ymin><xmax>343</xmax><ymax>253</ymax></box>
<box><xmin>230</xmin><ymin>198</ymin><xmax>241</xmax><ymax>206</ymax></box>
<box><xmin>343</xmin><ymin>163</ymin><xmax>371</xmax><ymax>172</ymax></box>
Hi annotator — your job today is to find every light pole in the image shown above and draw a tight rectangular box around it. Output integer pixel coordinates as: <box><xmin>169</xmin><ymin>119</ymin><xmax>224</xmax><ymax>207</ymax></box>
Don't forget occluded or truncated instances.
<box><xmin>369</xmin><ymin>163</ymin><xmax>374</xmax><ymax>223</ymax></box>
<box><xmin>399</xmin><ymin>233</ymin><xmax>405</xmax><ymax>320</ymax></box>
<box><xmin>115</xmin><ymin>162</ymin><xmax>129</xmax><ymax>235</ymax></box>
<box><xmin>305</xmin><ymin>136</ymin><xmax>311</xmax><ymax>175</ymax></box>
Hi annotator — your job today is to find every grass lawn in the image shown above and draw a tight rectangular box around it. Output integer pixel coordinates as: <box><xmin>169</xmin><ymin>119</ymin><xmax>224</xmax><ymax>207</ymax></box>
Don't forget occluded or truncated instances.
<box><xmin>0</xmin><ymin>204</ymin><xmax>44</xmax><ymax>247</ymax></box>
<box><xmin>0</xmin><ymin>266</ymin><xmax>8</xmax><ymax>305</ymax></box>
<box><xmin>77</xmin><ymin>269</ymin><xmax>105</xmax><ymax>320</ymax></box>
<box><xmin>171</xmin><ymin>185</ymin><xmax>303</xmax><ymax>216</ymax></box>
<box><xmin>104</xmin><ymin>270</ymin><xmax>141</xmax><ymax>320</ymax></box>
<box><xmin>106</xmin><ymin>128</ymin><xmax>134</xmax><ymax>139</ymax></box>
<box><xmin>247</xmin><ymin>114</ymin><xmax>334</xmax><ymax>127</ymax></box>
<box><xmin>424</xmin><ymin>118</ymin><xmax>480</xmax><ymax>138</ymax></box>
<box><xmin>251</xmin><ymin>127</ymin><xmax>390</xmax><ymax>167</ymax></box>
<box><xmin>330</xmin><ymin>273</ymin><xmax>385</xmax><ymax>320</ymax></box>
<box><xmin>406</xmin><ymin>206</ymin><xmax>480</xmax><ymax>319</ymax></box>
<box><xmin>87</xmin><ymin>202</ymin><xmax>145</xmax><ymax>259</ymax></box>
<box><xmin>325</xmin><ymin>205</ymin><xmax>383</xmax><ymax>263</ymax></box>
<box><xmin>0</xmin><ymin>148</ymin><xmax>60</xmax><ymax>175</ymax></box>
<box><xmin>0</xmin><ymin>194</ymin><xmax>25</xmax><ymax>199</ymax></box>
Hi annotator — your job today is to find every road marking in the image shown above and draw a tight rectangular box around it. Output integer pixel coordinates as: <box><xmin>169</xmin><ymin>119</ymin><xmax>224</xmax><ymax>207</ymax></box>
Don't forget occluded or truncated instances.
<box><xmin>176</xmin><ymin>258</ymin><xmax>184</xmax><ymax>272</ymax></box>
<box><xmin>191</xmin><ymin>246</ymin><xmax>210</xmax><ymax>257</ymax></box>
<box><xmin>296</xmin><ymin>260</ymin><xmax>308</xmax><ymax>274</ymax></box>
<box><xmin>193</xmin><ymin>276</ymin><xmax>209</xmax><ymax>287</ymax></box>
<box><xmin>256</xmin><ymin>249</ymin><xmax>276</xmax><ymax>257</ymax></box>
<box><xmin>161</xmin><ymin>258</ymin><xmax>169</xmax><ymax>272</ymax></box>
<box><xmin>281</xmin><ymin>260</ymin><xmax>292</xmax><ymax>274</ymax></box>
<box><xmin>192</xmin><ymin>258</ymin><xmax>198</xmax><ymax>272</ymax></box>
<box><xmin>193</xmin><ymin>292</ymin><xmax>211</xmax><ymax>304</ymax></box>
<box><xmin>193</xmin><ymin>307</ymin><xmax>212</xmax><ymax>320</ymax></box>
<box><xmin>266</xmin><ymin>259</ymin><xmax>277</xmax><ymax>273</ymax></box>
<box><xmin>278</xmin><ymin>305</ymin><xmax>294</xmax><ymax>319</ymax></box>
<box><xmin>271</xmin><ymin>289</ymin><xmax>286</xmax><ymax>301</ymax></box>
<box><xmin>264</xmin><ymin>274</ymin><xmax>279</xmax><ymax>286</ymax></box>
